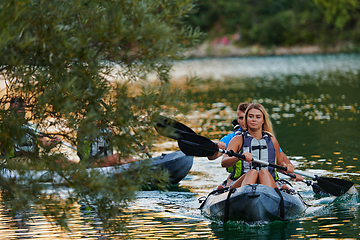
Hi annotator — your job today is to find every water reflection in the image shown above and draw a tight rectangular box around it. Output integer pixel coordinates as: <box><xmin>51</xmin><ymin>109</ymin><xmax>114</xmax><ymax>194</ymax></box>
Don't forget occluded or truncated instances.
<box><xmin>182</xmin><ymin>68</ymin><xmax>360</xmax><ymax>177</ymax></box>
<box><xmin>124</xmin><ymin>209</ymin><xmax>216</xmax><ymax>239</ymax></box>
<box><xmin>1</xmin><ymin>54</ymin><xmax>360</xmax><ymax>238</ymax></box>
<box><xmin>0</xmin><ymin>157</ymin><xmax>358</xmax><ymax>239</ymax></box>
<box><xmin>0</xmin><ymin>202</ymin><xmax>100</xmax><ymax>239</ymax></box>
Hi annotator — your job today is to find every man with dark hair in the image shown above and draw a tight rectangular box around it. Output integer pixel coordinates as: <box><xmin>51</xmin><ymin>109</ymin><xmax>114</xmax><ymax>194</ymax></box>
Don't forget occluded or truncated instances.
<box><xmin>9</xmin><ymin>97</ymin><xmax>25</xmax><ymax>108</ymax></box>
<box><xmin>208</xmin><ymin>102</ymin><xmax>250</xmax><ymax>160</ymax></box>
<box><xmin>0</xmin><ymin>97</ymin><xmax>60</xmax><ymax>158</ymax></box>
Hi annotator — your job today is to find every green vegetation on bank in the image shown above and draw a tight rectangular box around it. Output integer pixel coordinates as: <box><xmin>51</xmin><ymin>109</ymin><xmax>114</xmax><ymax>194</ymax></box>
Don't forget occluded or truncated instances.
<box><xmin>186</xmin><ymin>0</ymin><xmax>360</xmax><ymax>48</ymax></box>
<box><xmin>0</xmin><ymin>0</ymin><xmax>201</xmax><ymax>234</ymax></box>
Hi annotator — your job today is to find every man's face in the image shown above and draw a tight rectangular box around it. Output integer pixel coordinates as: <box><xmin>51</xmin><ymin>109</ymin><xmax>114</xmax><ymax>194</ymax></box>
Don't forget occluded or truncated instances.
<box><xmin>237</xmin><ymin>110</ymin><xmax>246</xmax><ymax>129</ymax></box>
<box><xmin>10</xmin><ymin>102</ymin><xmax>25</xmax><ymax>116</ymax></box>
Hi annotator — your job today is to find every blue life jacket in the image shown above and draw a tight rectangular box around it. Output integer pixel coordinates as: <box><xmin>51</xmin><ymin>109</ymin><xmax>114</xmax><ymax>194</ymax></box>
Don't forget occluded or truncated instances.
<box><xmin>222</xmin><ymin>130</ymin><xmax>242</xmax><ymax>176</ymax></box>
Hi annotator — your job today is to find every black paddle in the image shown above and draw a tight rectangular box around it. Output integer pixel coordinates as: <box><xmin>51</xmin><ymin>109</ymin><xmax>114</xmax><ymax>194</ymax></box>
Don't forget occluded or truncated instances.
<box><xmin>25</xmin><ymin>123</ymin><xmax>77</xmax><ymax>150</ymax></box>
<box><xmin>155</xmin><ymin>116</ymin><xmax>288</xmax><ymax>169</ymax></box>
<box><xmin>155</xmin><ymin>116</ymin><xmax>355</xmax><ymax>196</ymax></box>
<box><xmin>178</xmin><ymin>137</ymin><xmax>339</xmax><ymax>195</ymax></box>
<box><xmin>178</xmin><ymin>137</ymin><xmax>288</xmax><ymax>172</ymax></box>
<box><xmin>154</xmin><ymin>115</ymin><xmax>217</xmax><ymax>157</ymax></box>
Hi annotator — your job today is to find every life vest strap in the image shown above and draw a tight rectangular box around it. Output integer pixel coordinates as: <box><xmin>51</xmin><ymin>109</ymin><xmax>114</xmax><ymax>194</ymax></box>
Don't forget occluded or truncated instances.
<box><xmin>224</xmin><ymin>188</ymin><xmax>236</xmax><ymax>223</ymax></box>
<box><xmin>251</xmin><ymin>145</ymin><xmax>267</xmax><ymax>150</ymax></box>
<box><xmin>274</xmin><ymin>187</ymin><xmax>285</xmax><ymax>221</ymax></box>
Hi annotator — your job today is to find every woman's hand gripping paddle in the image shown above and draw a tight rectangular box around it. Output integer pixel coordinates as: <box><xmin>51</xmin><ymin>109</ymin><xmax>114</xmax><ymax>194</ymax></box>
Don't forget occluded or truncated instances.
<box><xmin>154</xmin><ymin>116</ymin><xmax>355</xmax><ymax>196</ymax></box>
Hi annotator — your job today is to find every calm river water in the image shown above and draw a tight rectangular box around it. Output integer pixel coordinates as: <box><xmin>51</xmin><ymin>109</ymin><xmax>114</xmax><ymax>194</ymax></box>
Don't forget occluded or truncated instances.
<box><xmin>1</xmin><ymin>53</ymin><xmax>360</xmax><ymax>239</ymax></box>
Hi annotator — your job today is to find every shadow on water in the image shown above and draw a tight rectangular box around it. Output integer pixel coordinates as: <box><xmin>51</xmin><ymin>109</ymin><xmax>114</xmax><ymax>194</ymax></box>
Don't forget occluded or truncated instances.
<box><xmin>209</xmin><ymin>220</ymin><xmax>303</xmax><ymax>240</ymax></box>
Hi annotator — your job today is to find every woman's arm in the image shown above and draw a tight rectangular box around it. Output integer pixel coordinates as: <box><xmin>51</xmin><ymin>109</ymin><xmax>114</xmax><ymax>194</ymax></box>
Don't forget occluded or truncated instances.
<box><xmin>279</xmin><ymin>146</ymin><xmax>303</xmax><ymax>180</ymax></box>
<box><xmin>221</xmin><ymin>135</ymin><xmax>243</xmax><ymax>167</ymax></box>
<box><xmin>280</xmin><ymin>151</ymin><xmax>294</xmax><ymax>173</ymax></box>
<box><xmin>272</xmin><ymin>137</ymin><xmax>293</xmax><ymax>173</ymax></box>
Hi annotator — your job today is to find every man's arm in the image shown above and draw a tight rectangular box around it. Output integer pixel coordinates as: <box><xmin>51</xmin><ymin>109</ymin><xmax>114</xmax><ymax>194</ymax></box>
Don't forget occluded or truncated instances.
<box><xmin>207</xmin><ymin>142</ymin><xmax>226</xmax><ymax>160</ymax></box>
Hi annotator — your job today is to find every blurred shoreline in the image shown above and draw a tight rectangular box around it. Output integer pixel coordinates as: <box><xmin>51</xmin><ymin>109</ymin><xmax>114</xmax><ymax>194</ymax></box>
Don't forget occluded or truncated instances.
<box><xmin>1</xmin><ymin>42</ymin><xmax>358</xmax><ymax>96</ymax></box>
<box><xmin>185</xmin><ymin>41</ymin><xmax>357</xmax><ymax>58</ymax></box>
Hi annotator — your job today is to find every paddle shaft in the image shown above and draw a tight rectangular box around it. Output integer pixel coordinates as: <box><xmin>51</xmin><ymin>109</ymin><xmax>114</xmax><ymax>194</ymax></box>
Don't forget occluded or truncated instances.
<box><xmin>180</xmin><ymin>140</ymin><xmax>288</xmax><ymax>172</ymax></box>
<box><xmin>290</xmin><ymin>170</ymin><xmax>318</xmax><ymax>180</ymax></box>
<box><xmin>219</xmin><ymin>146</ymin><xmax>353</xmax><ymax>195</ymax></box>
<box><xmin>182</xmin><ymin>138</ymin><xmax>354</xmax><ymax>195</ymax></box>
<box><xmin>235</xmin><ymin>156</ymin><xmax>288</xmax><ymax>172</ymax></box>
<box><xmin>25</xmin><ymin>124</ymin><xmax>77</xmax><ymax>151</ymax></box>
<box><xmin>235</xmin><ymin>155</ymin><xmax>352</xmax><ymax>186</ymax></box>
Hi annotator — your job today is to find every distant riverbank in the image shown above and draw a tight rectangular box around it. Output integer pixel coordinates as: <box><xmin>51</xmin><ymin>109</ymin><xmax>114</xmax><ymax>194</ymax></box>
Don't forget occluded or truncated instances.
<box><xmin>185</xmin><ymin>41</ymin><xmax>358</xmax><ymax>58</ymax></box>
<box><xmin>168</xmin><ymin>53</ymin><xmax>360</xmax><ymax>82</ymax></box>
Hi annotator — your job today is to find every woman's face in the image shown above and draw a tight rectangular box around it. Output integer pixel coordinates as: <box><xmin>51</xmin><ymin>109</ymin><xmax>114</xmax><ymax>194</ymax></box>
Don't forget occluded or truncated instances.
<box><xmin>246</xmin><ymin>108</ymin><xmax>264</xmax><ymax>130</ymax></box>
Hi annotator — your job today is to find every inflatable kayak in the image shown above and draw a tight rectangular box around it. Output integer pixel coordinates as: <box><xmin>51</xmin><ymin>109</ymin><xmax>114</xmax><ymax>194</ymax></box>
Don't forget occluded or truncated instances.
<box><xmin>2</xmin><ymin>150</ymin><xmax>193</xmax><ymax>185</ymax></box>
<box><xmin>119</xmin><ymin>150</ymin><xmax>194</xmax><ymax>184</ymax></box>
<box><xmin>199</xmin><ymin>183</ymin><xmax>307</xmax><ymax>223</ymax></box>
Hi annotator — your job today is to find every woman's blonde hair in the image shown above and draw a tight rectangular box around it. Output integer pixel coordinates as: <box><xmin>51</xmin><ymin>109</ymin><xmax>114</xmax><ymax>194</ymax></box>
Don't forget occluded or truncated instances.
<box><xmin>244</xmin><ymin>103</ymin><xmax>274</xmax><ymax>136</ymax></box>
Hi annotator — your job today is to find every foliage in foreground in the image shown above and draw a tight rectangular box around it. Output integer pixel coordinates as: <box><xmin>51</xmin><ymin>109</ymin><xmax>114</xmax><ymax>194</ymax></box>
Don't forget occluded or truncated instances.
<box><xmin>0</xmin><ymin>0</ymin><xmax>201</xmax><ymax>234</ymax></box>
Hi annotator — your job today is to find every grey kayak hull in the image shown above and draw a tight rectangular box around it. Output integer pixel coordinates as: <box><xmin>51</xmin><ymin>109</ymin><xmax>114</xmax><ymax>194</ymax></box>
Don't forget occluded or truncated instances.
<box><xmin>1</xmin><ymin>151</ymin><xmax>193</xmax><ymax>185</ymax></box>
<box><xmin>120</xmin><ymin>150</ymin><xmax>194</xmax><ymax>184</ymax></box>
<box><xmin>201</xmin><ymin>184</ymin><xmax>307</xmax><ymax>222</ymax></box>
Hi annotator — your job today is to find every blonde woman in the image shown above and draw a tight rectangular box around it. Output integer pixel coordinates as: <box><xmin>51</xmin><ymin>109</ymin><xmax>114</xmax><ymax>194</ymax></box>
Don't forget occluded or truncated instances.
<box><xmin>221</xmin><ymin>103</ymin><xmax>294</xmax><ymax>189</ymax></box>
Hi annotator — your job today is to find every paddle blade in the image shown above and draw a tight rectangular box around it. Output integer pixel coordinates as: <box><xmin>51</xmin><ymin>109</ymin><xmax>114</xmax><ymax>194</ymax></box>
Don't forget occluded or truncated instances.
<box><xmin>154</xmin><ymin>115</ymin><xmax>219</xmax><ymax>157</ymax></box>
<box><xmin>179</xmin><ymin>138</ymin><xmax>218</xmax><ymax>157</ymax></box>
<box><xmin>154</xmin><ymin>115</ymin><xmax>195</xmax><ymax>140</ymax></box>
<box><xmin>316</xmin><ymin>176</ymin><xmax>354</xmax><ymax>196</ymax></box>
